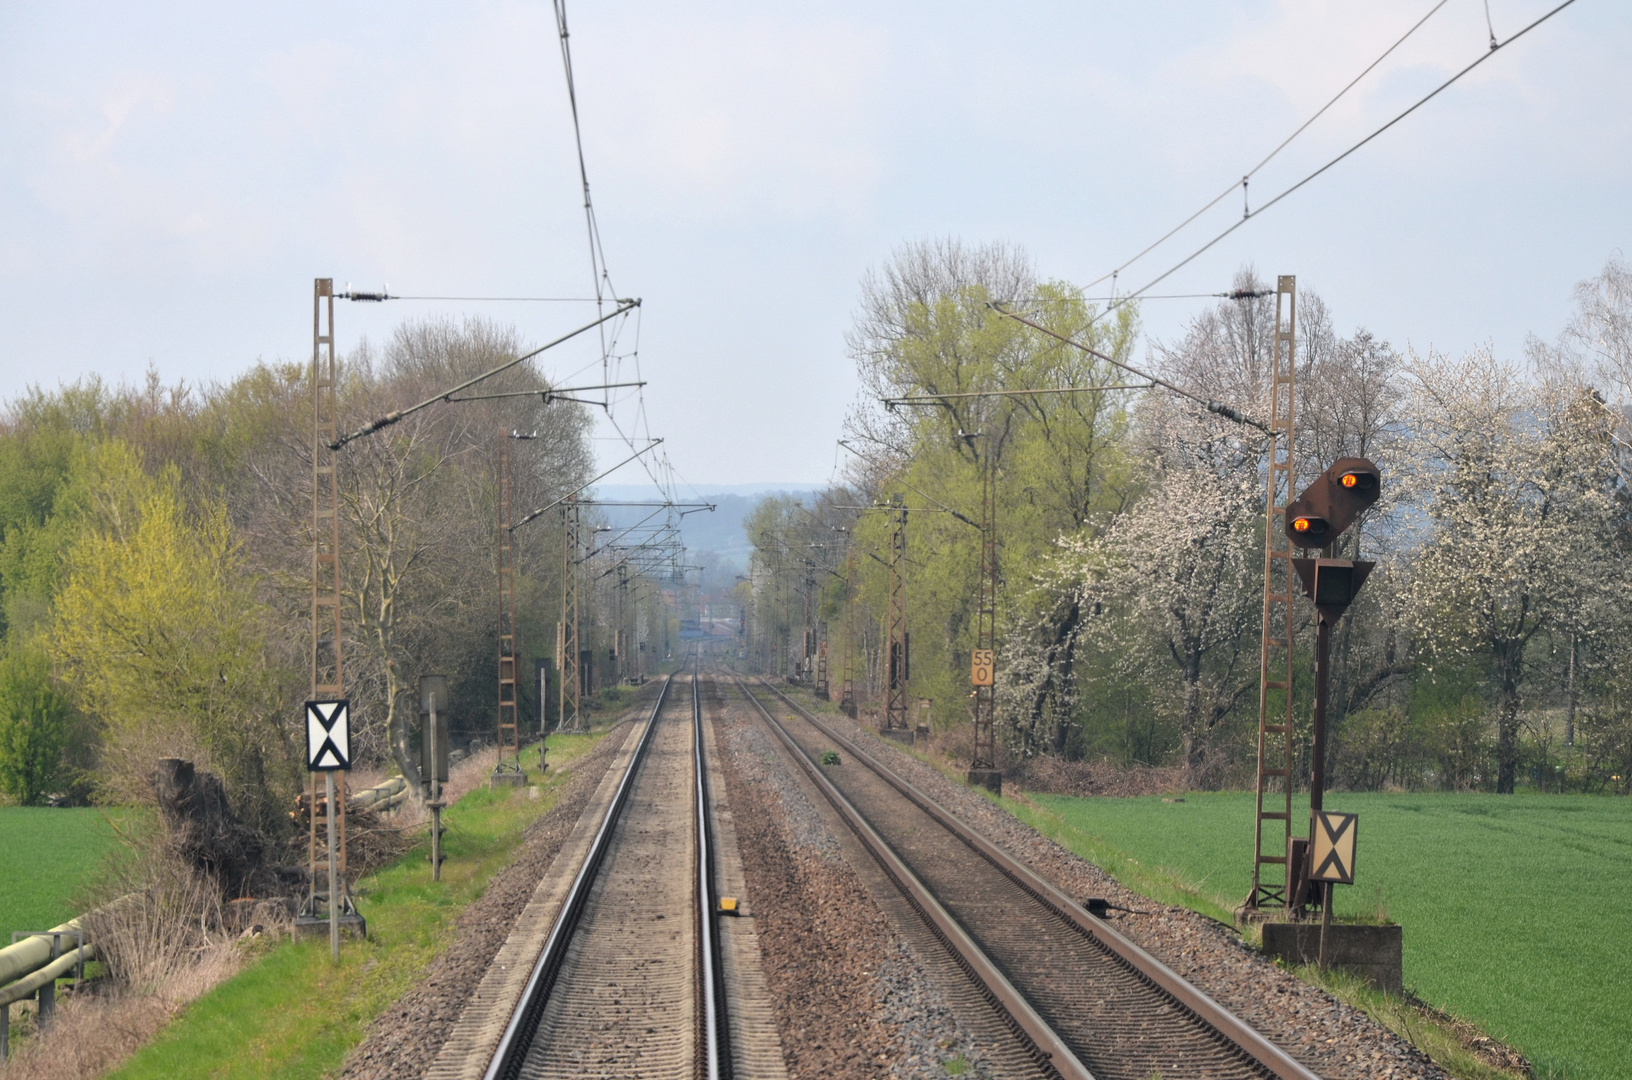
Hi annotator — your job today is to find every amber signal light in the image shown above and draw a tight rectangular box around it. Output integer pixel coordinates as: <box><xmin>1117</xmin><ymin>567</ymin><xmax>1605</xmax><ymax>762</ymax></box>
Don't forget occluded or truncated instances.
<box><xmin>1291</xmin><ymin>515</ymin><xmax>1328</xmax><ymax>539</ymax></box>
<box><xmin>1337</xmin><ymin>470</ymin><xmax>1379</xmax><ymax>496</ymax></box>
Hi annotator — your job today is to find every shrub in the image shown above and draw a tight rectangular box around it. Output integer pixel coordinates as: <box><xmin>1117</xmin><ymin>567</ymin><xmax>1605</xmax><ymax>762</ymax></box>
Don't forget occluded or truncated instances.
<box><xmin>0</xmin><ymin>645</ymin><xmax>71</xmax><ymax>804</ymax></box>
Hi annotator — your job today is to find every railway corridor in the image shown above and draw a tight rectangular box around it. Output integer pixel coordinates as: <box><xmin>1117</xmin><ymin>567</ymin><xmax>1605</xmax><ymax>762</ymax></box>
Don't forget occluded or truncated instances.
<box><xmin>398</xmin><ymin>667</ymin><xmax>1452</xmax><ymax>1080</ymax></box>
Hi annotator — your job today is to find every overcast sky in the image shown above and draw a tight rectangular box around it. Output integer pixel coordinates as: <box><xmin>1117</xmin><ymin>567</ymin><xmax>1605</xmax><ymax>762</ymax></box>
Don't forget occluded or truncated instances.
<box><xmin>2</xmin><ymin>1</ymin><xmax>1626</xmax><ymax>486</ymax></box>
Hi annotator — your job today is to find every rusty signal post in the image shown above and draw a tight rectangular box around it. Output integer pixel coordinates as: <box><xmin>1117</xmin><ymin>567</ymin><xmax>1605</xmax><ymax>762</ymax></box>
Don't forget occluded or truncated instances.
<box><xmin>1285</xmin><ymin>456</ymin><xmax>1379</xmax><ymax>917</ymax></box>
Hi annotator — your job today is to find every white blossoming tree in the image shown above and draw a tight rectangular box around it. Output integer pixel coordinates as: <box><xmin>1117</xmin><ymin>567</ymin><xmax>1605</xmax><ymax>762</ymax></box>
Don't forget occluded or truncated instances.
<box><xmin>1059</xmin><ymin>402</ymin><xmax>1264</xmax><ymax>782</ymax></box>
<box><xmin>1398</xmin><ymin>347</ymin><xmax>1624</xmax><ymax>792</ymax></box>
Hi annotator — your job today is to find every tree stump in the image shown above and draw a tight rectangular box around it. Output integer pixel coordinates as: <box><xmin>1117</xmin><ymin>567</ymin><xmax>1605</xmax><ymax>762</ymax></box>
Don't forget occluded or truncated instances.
<box><xmin>152</xmin><ymin>758</ymin><xmax>264</xmax><ymax>896</ymax></box>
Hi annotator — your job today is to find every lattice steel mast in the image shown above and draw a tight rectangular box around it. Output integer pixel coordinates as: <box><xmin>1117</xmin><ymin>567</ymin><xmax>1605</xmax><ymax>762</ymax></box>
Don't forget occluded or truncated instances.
<box><xmin>496</xmin><ymin>434</ymin><xmax>524</xmax><ymax>778</ymax></box>
<box><xmin>1249</xmin><ymin>276</ymin><xmax>1299</xmax><ymax>912</ymax></box>
<box><xmin>971</xmin><ymin>442</ymin><xmax>999</xmax><ymax>776</ymax></box>
<box><xmin>306</xmin><ymin>279</ymin><xmax>353</xmax><ymax>924</ymax></box>
<box><xmin>558</xmin><ymin>497</ymin><xmax>582</xmax><ymax>732</ymax></box>
<box><xmin>884</xmin><ymin>496</ymin><xmax>910</xmax><ymax>732</ymax></box>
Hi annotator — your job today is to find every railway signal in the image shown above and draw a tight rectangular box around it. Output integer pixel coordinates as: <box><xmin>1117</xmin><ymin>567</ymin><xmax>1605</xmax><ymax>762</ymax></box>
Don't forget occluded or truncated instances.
<box><xmin>1286</xmin><ymin>456</ymin><xmax>1380</xmax><ymax>917</ymax></box>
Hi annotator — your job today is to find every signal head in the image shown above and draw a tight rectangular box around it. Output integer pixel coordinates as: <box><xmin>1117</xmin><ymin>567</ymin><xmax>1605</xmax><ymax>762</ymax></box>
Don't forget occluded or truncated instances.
<box><xmin>1290</xmin><ymin>515</ymin><xmax>1329</xmax><ymax>543</ymax></box>
<box><xmin>1338</xmin><ymin>469</ymin><xmax>1379</xmax><ymax>498</ymax></box>
<box><xmin>1285</xmin><ymin>456</ymin><xmax>1381</xmax><ymax>548</ymax></box>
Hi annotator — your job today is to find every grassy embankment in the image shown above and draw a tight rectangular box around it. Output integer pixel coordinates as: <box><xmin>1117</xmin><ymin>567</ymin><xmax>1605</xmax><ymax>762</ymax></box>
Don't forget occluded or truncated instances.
<box><xmin>1011</xmin><ymin>790</ymin><xmax>1629</xmax><ymax>1080</ymax></box>
<box><xmin>0</xmin><ymin>807</ymin><xmax>146</xmax><ymax>934</ymax></box>
<box><xmin>104</xmin><ymin>729</ymin><xmax>611</xmax><ymax>1080</ymax></box>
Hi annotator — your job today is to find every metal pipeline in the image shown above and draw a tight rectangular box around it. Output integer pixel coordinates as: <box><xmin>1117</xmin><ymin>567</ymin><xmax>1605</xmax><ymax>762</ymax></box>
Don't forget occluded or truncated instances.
<box><xmin>0</xmin><ymin>920</ymin><xmax>81</xmax><ymax>991</ymax></box>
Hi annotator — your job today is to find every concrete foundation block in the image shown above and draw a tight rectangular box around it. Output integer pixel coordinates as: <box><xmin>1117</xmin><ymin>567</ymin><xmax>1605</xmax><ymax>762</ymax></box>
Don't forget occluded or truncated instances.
<box><xmin>293</xmin><ymin>912</ymin><xmax>367</xmax><ymax>940</ymax></box>
<box><xmin>488</xmin><ymin>771</ymin><xmax>528</xmax><ymax>789</ymax></box>
<box><xmin>1261</xmin><ymin>921</ymin><xmax>1403</xmax><ymax>996</ymax></box>
<box><xmin>966</xmin><ymin>768</ymin><xmax>1003</xmax><ymax>795</ymax></box>
<box><xmin>879</xmin><ymin>728</ymin><xmax>914</xmax><ymax>745</ymax></box>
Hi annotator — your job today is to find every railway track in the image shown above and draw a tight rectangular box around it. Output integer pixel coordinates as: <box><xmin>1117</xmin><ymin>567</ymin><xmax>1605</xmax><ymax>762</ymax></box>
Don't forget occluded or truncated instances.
<box><xmin>727</xmin><ymin>670</ymin><xmax>1323</xmax><ymax>1080</ymax></box>
<box><xmin>483</xmin><ymin>667</ymin><xmax>732</xmax><ymax>1080</ymax></box>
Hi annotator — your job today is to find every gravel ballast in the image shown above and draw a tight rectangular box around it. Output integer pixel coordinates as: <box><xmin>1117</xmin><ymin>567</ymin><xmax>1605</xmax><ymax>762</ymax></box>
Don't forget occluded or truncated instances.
<box><xmin>708</xmin><ymin>678</ymin><xmax>1035</xmax><ymax>1080</ymax></box>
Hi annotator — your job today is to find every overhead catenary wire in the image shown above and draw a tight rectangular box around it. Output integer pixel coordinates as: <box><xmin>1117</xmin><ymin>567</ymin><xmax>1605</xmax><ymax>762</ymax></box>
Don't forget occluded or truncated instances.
<box><xmin>836</xmin><ymin>439</ymin><xmax>982</xmax><ymax>529</ymax></box>
<box><xmin>1113</xmin><ymin>0</ymin><xmax>1581</xmax><ymax>306</ymax></box>
<box><xmin>551</xmin><ymin>1</ymin><xmax>707</xmax><ymax>513</ymax></box>
<box><xmin>1087</xmin><ymin>0</ymin><xmax>1454</xmax><ymax>291</ymax></box>
<box><xmin>883</xmin><ymin>384</ymin><xmax>1153</xmax><ymax>407</ymax></box>
<box><xmin>337</xmin><ymin>288</ymin><xmax>630</xmax><ymax>303</ymax></box>
<box><xmin>553</xmin><ymin>0</ymin><xmax>616</xmax><ymax>321</ymax></box>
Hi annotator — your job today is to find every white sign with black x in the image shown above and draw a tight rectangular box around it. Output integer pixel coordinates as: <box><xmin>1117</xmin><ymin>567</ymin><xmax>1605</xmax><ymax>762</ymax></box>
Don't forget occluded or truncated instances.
<box><xmin>305</xmin><ymin>699</ymin><xmax>352</xmax><ymax>771</ymax></box>
<box><xmin>1310</xmin><ymin>810</ymin><xmax>1357</xmax><ymax>885</ymax></box>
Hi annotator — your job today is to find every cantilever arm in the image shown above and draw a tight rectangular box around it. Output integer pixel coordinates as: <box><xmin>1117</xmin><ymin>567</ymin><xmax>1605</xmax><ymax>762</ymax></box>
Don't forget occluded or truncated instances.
<box><xmin>988</xmin><ymin>303</ymin><xmax>1270</xmax><ymax>433</ymax></box>
<box><xmin>331</xmin><ymin>300</ymin><xmax>638</xmax><ymax>450</ymax></box>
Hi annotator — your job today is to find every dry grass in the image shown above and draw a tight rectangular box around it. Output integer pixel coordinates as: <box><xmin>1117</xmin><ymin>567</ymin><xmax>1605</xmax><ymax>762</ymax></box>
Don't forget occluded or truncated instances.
<box><xmin>280</xmin><ymin>747</ymin><xmax>510</xmax><ymax>879</ymax></box>
<box><xmin>0</xmin><ymin>946</ymin><xmax>245</xmax><ymax>1080</ymax></box>
<box><xmin>348</xmin><ymin>744</ymin><xmax>502</xmax><ymax>832</ymax></box>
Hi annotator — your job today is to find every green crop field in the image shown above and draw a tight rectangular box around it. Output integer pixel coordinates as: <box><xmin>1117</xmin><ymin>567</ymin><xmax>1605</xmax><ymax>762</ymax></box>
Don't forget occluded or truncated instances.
<box><xmin>1012</xmin><ymin>790</ymin><xmax>1630</xmax><ymax>1080</ymax></box>
<box><xmin>0</xmin><ymin>807</ymin><xmax>144</xmax><ymax>935</ymax></box>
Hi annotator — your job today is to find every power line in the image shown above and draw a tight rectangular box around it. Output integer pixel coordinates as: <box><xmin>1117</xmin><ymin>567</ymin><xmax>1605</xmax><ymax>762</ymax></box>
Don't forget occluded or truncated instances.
<box><xmin>1088</xmin><ymin>0</ymin><xmax>1453</xmax><ymax>291</ymax></box>
<box><xmin>553</xmin><ymin>1</ymin><xmax>695</xmax><ymax>510</ymax></box>
<box><xmin>553</xmin><ymin>0</ymin><xmax>615</xmax><ymax>311</ymax></box>
<box><xmin>1116</xmin><ymin>0</ymin><xmax>1581</xmax><ymax>306</ymax></box>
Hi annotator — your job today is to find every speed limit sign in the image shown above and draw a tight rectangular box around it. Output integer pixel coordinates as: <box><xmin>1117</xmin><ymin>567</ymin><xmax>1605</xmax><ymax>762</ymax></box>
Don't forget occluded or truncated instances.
<box><xmin>971</xmin><ymin>649</ymin><xmax>994</xmax><ymax>687</ymax></box>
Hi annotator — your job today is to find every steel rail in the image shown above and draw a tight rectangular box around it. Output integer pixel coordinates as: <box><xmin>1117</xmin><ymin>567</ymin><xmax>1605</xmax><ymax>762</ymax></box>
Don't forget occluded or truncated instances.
<box><xmin>728</xmin><ymin>671</ymin><xmax>1091</xmax><ymax>1080</ymax></box>
<box><xmin>693</xmin><ymin>669</ymin><xmax>731</xmax><ymax>1080</ymax></box>
<box><xmin>483</xmin><ymin>672</ymin><xmax>676</xmax><ymax>1080</ymax></box>
<box><xmin>748</xmin><ymin>675</ymin><xmax>1321</xmax><ymax>1080</ymax></box>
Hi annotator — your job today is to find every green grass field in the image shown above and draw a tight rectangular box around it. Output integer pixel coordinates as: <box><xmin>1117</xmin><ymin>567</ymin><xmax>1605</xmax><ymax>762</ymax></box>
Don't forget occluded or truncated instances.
<box><xmin>1012</xmin><ymin>790</ymin><xmax>1631</xmax><ymax>1080</ymax></box>
<box><xmin>0</xmin><ymin>806</ymin><xmax>145</xmax><ymax>935</ymax></box>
